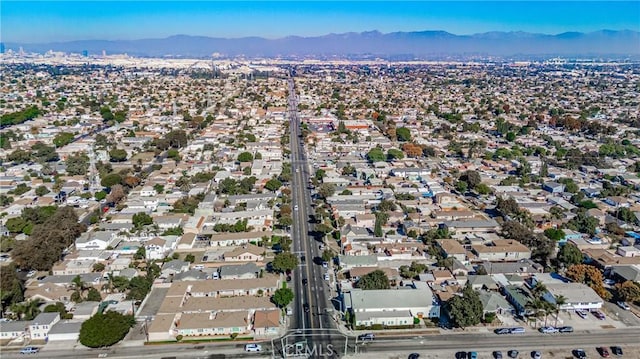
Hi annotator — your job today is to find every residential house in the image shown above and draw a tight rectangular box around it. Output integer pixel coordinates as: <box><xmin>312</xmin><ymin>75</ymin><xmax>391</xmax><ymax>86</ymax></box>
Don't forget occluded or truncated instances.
<box><xmin>175</xmin><ymin>311</ymin><xmax>251</xmax><ymax>337</ymax></box>
<box><xmin>253</xmin><ymin>309</ymin><xmax>281</xmax><ymax>336</ymax></box>
<box><xmin>28</xmin><ymin>312</ymin><xmax>60</xmax><ymax>341</ymax></box>
<box><xmin>222</xmin><ymin>244</ymin><xmax>265</xmax><ymax>262</ymax></box>
<box><xmin>344</xmin><ymin>288</ymin><xmax>439</xmax><ymax>326</ymax></box>
<box><xmin>75</xmin><ymin>231</ymin><xmax>121</xmax><ymax>250</ymax></box>
<box><xmin>0</xmin><ymin>321</ymin><xmax>29</xmax><ymax>342</ymax></box>
<box><xmin>219</xmin><ymin>262</ymin><xmax>261</xmax><ymax>280</ymax></box>
<box><xmin>471</xmin><ymin>239</ymin><xmax>532</xmax><ymax>262</ymax></box>
<box><xmin>437</xmin><ymin>239</ymin><xmax>467</xmax><ymax>262</ymax></box>
<box><xmin>47</xmin><ymin>321</ymin><xmax>82</xmax><ymax>342</ymax></box>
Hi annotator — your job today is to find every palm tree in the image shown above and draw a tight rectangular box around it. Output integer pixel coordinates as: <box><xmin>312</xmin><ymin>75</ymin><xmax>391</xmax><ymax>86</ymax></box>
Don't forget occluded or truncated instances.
<box><xmin>553</xmin><ymin>295</ymin><xmax>567</xmax><ymax>327</ymax></box>
<box><xmin>525</xmin><ymin>298</ymin><xmax>546</xmax><ymax>328</ymax></box>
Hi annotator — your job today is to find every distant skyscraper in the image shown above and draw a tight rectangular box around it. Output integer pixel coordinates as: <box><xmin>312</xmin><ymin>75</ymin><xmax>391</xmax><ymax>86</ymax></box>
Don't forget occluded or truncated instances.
<box><xmin>102</xmin><ymin>49</ymin><xmax>106</xmax><ymax>57</ymax></box>
<box><xmin>18</xmin><ymin>46</ymin><xmax>25</xmax><ymax>56</ymax></box>
<box><xmin>82</xmin><ymin>50</ymin><xmax>88</xmax><ymax>57</ymax></box>
<box><xmin>0</xmin><ymin>43</ymin><xmax>5</xmax><ymax>54</ymax></box>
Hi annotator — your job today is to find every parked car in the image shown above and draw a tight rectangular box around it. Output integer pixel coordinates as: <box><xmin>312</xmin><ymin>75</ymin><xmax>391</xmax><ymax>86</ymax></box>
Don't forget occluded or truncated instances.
<box><xmin>539</xmin><ymin>326</ymin><xmax>558</xmax><ymax>334</ymax></box>
<box><xmin>494</xmin><ymin>328</ymin><xmax>511</xmax><ymax>335</ymax></box>
<box><xmin>597</xmin><ymin>347</ymin><xmax>610</xmax><ymax>358</ymax></box>
<box><xmin>244</xmin><ymin>344</ymin><xmax>262</xmax><ymax>352</ymax></box>
<box><xmin>573</xmin><ymin>349</ymin><xmax>587</xmax><ymax>359</ymax></box>
<box><xmin>508</xmin><ymin>350</ymin><xmax>519</xmax><ymax>358</ymax></box>
<box><xmin>576</xmin><ymin>310</ymin><xmax>588</xmax><ymax>319</ymax></box>
<box><xmin>532</xmin><ymin>351</ymin><xmax>542</xmax><ymax>359</ymax></box>
<box><xmin>455</xmin><ymin>352</ymin><xmax>467</xmax><ymax>359</ymax></box>
<box><xmin>604</xmin><ymin>279</ymin><xmax>616</xmax><ymax>286</ymax></box>
<box><xmin>408</xmin><ymin>353</ymin><xmax>420</xmax><ymax>359</ymax></box>
<box><xmin>616</xmin><ymin>301</ymin><xmax>631</xmax><ymax>311</ymax></box>
<box><xmin>468</xmin><ymin>352</ymin><xmax>478</xmax><ymax>359</ymax></box>
<box><xmin>558</xmin><ymin>326</ymin><xmax>574</xmax><ymax>333</ymax></box>
<box><xmin>493</xmin><ymin>351</ymin><xmax>503</xmax><ymax>359</ymax></box>
<box><xmin>509</xmin><ymin>327</ymin><xmax>526</xmax><ymax>334</ymax></box>
<box><xmin>610</xmin><ymin>346</ymin><xmax>623</xmax><ymax>356</ymax></box>
<box><xmin>358</xmin><ymin>333</ymin><xmax>375</xmax><ymax>341</ymax></box>
<box><xmin>592</xmin><ymin>311</ymin><xmax>606</xmax><ymax>320</ymax></box>
<box><xmin>19</xmin><ymin>347</ymin><xmax>39</xmax><ymax>354</ymax></box>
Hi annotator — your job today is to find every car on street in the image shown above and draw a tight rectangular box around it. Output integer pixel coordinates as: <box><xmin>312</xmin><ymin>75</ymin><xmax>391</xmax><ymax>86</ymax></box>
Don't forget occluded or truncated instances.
<box><xmin>576</xmin><ymin>309</ymin><xmax>588</xmax><ymax>319</ymax></box>
<box><xmin>493</xmin><ymin>351</ymin><xmax>503</xmax><ymax>359</ymax></box>
<box><xmin>610</xmin><ymin>346</ymin><xmax>623</xmax><ymax>356</ymax></box>
<box><xmin>508</xmin><ymin>350</ymin><xmax>519</xmax><ymax>358</ymax></box>
<box><xmin>300</xmin><ymin>255</ymin><xmax>306</xmax><ymax>263</ymax></box>
<box><xmin>558</xmin><ymin>326</ymin><xmax>574</xmax><ymax>333</ymax></box>
<box><xmin>509</xmin><ymin>327</ymin><xmax>525</xmax><ymax>334</ymax></box>
<box><xmin>286</xmin><ymin>307</ymin><xmax>293</xmax><ymax>316</ymax></box>
<box><xmin>616</xmin><ymin>301</ymin><xmax>630</xmax><ymax>310</ymax></box>
<box><xmin>358</xmin><ymin>333</ymin><xmax>375</xmax><ymax>341</ymax></box>
<box><xmin>244</xmin><ymin>344</ymin><xmax>262</xmax><ymax>352</ymax></box>
<box><xmin>597</xmin><ymin>347</ymin><xmax>610</xmax><ymax>358</ymax></box>
<box><xmin>573</xmin><ymin>349</ymin><xmax>587</xmax><ymax>359</ymax></box>
<box><xmin>408</xmin><ymin>353</ymin><xmax>420</xmax><ymax>359</ymax></box>
<box><xmin>302</xmin><ymin>278</ymin><xmax>308</xmax><ymax>285</ymax></box>
<box><xmin>294</xmin><ymin>205</ymin><xmax>299</xmax><ymax>210</ymax></box>
<box><xmin>531</xmin><ymin>351</ymin><xmax>542</xmax><ymax>359</ymax></box>
<box><xmin>19</xmin><ymin>346</ymin><xmax>39</xmax><ymax>354</ymax></box>
<box><xmin>323</xmin><ymin>273</ymin><xmax>330</xmax><ymax>281</ymax></box>
<box><xmin>539</xmin><ymin>326</ymin><xmax>558</xmax><ymax>334</ymax></box>
<box><xmin>494</xmin><ymin>328</ymin><xmax>511</xmax><ymax>334</ymax></box>
<box><xmin>303</xmin><ymin>303</ymin><xmax>309</xmax><ymax>313</ymax></box>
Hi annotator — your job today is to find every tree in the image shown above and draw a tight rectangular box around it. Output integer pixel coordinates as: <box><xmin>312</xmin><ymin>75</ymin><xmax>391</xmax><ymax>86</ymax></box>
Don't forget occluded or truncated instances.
<box><xmin>237</xmin><ymin>151</ymin><xmax>253</xmax><ymax>162</ymax></box>
<box><xmin>132</xmin><ymin>212</ymin><xmax>153</xmax><ymax>229</ymax></box>
<box><xmin>396</xmin><ymin>127</ymin><xmax>411</xmax><ymax>142</ymax></box>
<box><xmin>65</xmin><ymin>153</ymin><xmax>90</xmax><ymax>176</ymax></box>
<box><xmin>357</xmin><ymin>270</ymin><xmax>390</xmax><ymax>290</ymax></box>
<box><xmin>366</xmin><ymin>147</ymin><xmax>386</xmax><ymax>162</ymax></box>
<box><xmin>106</xmin><ymin>184</ymin><xmax>126</xmax><ymax>204</ymax></box>
<box><xmin>86</xmin><ymin>288</ymin><xmax>102</xmax><ymax>302</ymax></box>
<box><xmin>133</xmin><ymin>247</ymin><xmax>146</xmax><ymax>260</ymax></box>
<box><xmin>455</xmin><ymin>181</ymin><xmax>468</xmax><ymax>193</ymax></box>
<box><xmin>447</xmin><ymin>285</ymin><xmax>483</xmax><ymax>328</ymax></box>
<box><xmin>387</xmin><ymin>148</ymin><xmax>404</xmax><ymax>161</ymax></box>
<box><xmin>506</xmin><ymin>132</ymin><xmax>516</xmax><ymax>142</ymax></box>
<box><xmin>184</xmin><ymin>254</ymin><xmax>196</xmax><ymax>263</ymax></box>
<box><xmin>92</xmin><ymin>263</ymin><xmax>106</xmax><ymax>272</ymax></box>
<box><xmin>278</xmin><ymin>216</ymin><xmax>293</xmax><ymax>228</ymax></box>
<box><xmin>616</xmin><ymin>281</ymin><xmax>640</xmax><ymax>303</ymax></box>
<box><xmin>321</xmin><ymin>249</ymin><xmax>336</xmax><ymax>262</ymax></box>
<box><xmin>271</xmin><ymin>287</ymin><xmax>294</xmax><ymax>308</ymax></box>
<box><xmin>317</xmin><ymin>183</ymin><xmax>336</xmax><ymax>199</ymax></box>
<box><xmin>475</xmin><ymin>183</ymin><xmax>492</xmax><ymax>195</ymax></box>
<box><xmin>264</xmin><ymin>178</ymin><xmax>283</xmax><ymax>192</ymax></box>
<box><xmin>544</xmin><ymin>228</ymin><xmax>566</xmax><ymax>241</ymax></box>
<box><xmin>0</xmin><ymin>264</ymin><xmax>24</xmax><ymax>310</ymax></box>
<box><xmin>53</xmin><ymin>132</ymin><xmax>75</xmax><ymax>148</ymax></box>
<box><xmin>565</xmin><ymin>264</ymin><xmax>611</xmax><ymax>300</ymax></box>
<box><xmin>79</xmin><ymin>311</ymin><xmax>135</xmax><ymax>348</ymax></box>
<box><xmin>101</xmin><ymin>173</ymin><xmax>122</xmax><ymax>188</ymax></box>
<box><xmin>556</xmin><ymin>243</ymin><xmax>583</xmax><ymax>268</ymax></box>
<box><xmin>460</xmin><ymin>170</ymin><xmax>482</xmax><ymax>189</ymax></box>
<box><xmin>272</xmin><ymin>252</ymin><xmax>299</xmax><ymax>273</ymax></box>
<box><xmin>315</xmin><ymin>169</ymin><xmax>326</xmax><ymax>180</ymax></box>
<box><xmin>35</xmin><ymin>185</ymin><xmax>50</xmax><ymax>196</ymax></box>
<box><xmin>109</xmin><ymin>149</ymin><xmax>128</xmax><ymax>162</ymax></box>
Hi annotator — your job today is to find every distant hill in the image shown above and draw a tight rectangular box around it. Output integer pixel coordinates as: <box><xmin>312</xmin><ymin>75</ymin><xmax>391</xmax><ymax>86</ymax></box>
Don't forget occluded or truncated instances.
<box><xmin>4</xmin><ymin>30</ymin><xmax>640</xmax><ymax>59</ymax></box>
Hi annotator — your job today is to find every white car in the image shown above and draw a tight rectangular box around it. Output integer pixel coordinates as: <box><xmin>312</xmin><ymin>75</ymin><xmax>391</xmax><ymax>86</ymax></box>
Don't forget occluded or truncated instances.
<box><xmin>294</xmin><ymin>205</ymin><xmax>299</xmax><ymax>211</ymax></box>
<box><xmin>617</xmin><ymin>301</ymin><xmax>631</xmax><ymax>310</ymax></box>
<box><xmin>245</xmin><ymin>344</ymin><xmax>262</xmax><ymax>352</ymax></box>
<box><xmin>539</xmin><ymin>326</ymin><xmax>558</xmax><ymax>334</ymax></box>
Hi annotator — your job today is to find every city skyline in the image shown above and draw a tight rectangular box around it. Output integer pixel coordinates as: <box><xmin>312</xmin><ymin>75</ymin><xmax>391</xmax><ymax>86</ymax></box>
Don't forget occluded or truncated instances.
<box><xmin>2</xmin><ymin>1</ymin><xmax>639</xmax><ymax>43</ymax></box>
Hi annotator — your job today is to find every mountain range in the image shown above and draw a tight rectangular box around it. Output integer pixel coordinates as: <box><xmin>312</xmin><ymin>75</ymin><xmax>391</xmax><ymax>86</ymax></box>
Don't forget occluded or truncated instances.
<box><xmin>4</xmin><ymin>30</ymin><xmax>640</xmax><ymax>59</ymax></box>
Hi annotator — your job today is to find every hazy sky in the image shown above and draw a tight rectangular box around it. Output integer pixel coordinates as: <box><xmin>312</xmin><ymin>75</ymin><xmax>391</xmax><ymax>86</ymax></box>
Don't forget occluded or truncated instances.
<box><xmin>2</xmin><ymin>1</ymin><xmax>639</xmax><ymax>43</ymax></box>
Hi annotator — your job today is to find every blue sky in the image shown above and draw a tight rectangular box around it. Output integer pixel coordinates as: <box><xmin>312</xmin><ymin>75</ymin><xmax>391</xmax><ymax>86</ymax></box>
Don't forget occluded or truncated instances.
<box><xmin>2</xmin><ymin>1</ymin><xmax>639</xmax><ymax>43</ymax></box>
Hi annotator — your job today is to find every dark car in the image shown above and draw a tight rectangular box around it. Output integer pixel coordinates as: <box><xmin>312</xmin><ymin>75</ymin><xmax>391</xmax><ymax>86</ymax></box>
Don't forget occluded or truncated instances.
<box><xmin>558</xmin><ymin>326</ymin><xmax>574</xmax><ymax>333</ymax></box>
<box><xmin>597</xmin><ymin>347</ymin><xmax>610</xmax><ymax>358</ymax></box>
<box><xmin>300</xmin><ymin>255</ymin><xmax>306</xmax><ymax>263</ymax></box>
<box><xmin>286</xmin><ymin>275</ymin><xmax>291</xmax><ymax>282</ymax></box>
<box><xmin>494</xmin><ymin>328</ymin><xmax>511</xmax><ymax>335</ymax></box>
<box><xmin>508</xmin><ymin>350</ymin><xmax>519</xmax><ymax>358</ymax></box>
<box><xmin>303</xmin><ymin>303</ymin><xmax>309</xmax><ymax>313</ymax></box>
<box><xmin>573</xmin><ymin>349</ymin><xmax>587</xmax><ymax>359</ymax></box>
<box><xmin>494</xmin><ymin>351</ymin><xmax>503</xmax><ymax>359</ymax></box>
<box><xmin>455</xmin><ymin>352</ymin><xmax>468</xmax><ymax>359</ymax></box>
<box><xmin>302</xmin><ymin>278</ymin><xmax>308</xmax><ymax>285</ymax></box>
<box><xmin>611</xmin><ymin>346</ymin><xmax>623</xmax><ymax>356</ymax></box>
<box><xmin>408</xmin><ymin>353</ymin><xmax>420</xmax><ymax>359</ymax></box>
